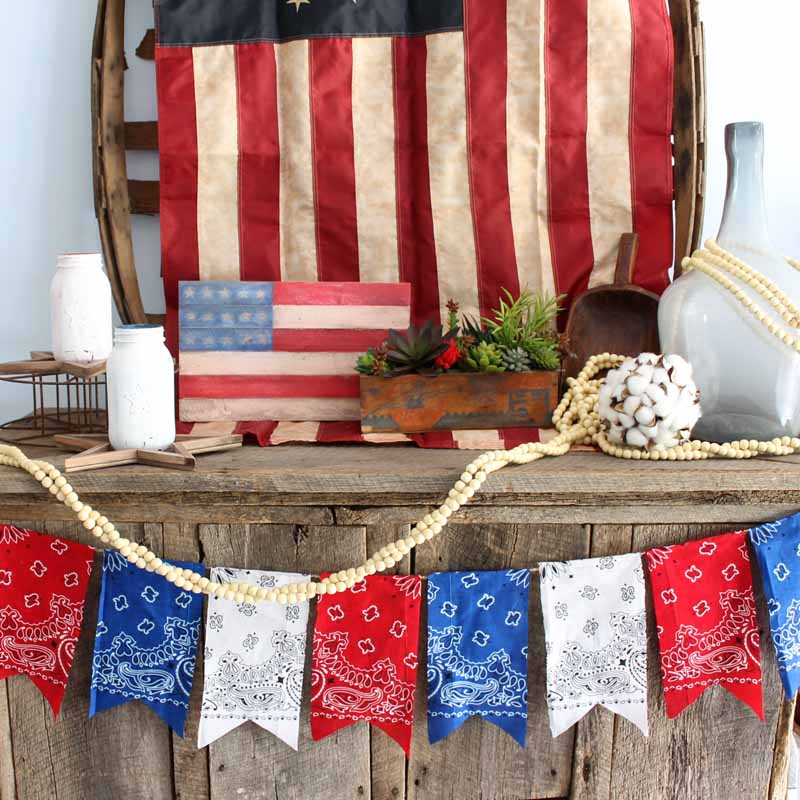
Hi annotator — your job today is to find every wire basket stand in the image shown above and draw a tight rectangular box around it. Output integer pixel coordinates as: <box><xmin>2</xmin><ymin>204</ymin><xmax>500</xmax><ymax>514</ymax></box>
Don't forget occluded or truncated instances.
<box><xmin>0</xmin><ymin>354</ymin><xmax>107</xmax><ymax>446</ymax></box>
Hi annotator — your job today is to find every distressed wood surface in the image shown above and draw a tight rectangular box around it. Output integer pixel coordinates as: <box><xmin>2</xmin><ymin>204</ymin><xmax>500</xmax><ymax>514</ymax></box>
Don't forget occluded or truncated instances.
<box><xmin>606</xmin><ymin>524</ymin><xmax>784</xmax><ymax>800</ymax></box>
<box><xmin>7</xmin><ymin>521</ymin><xmax>174</xmax><ymax>800</ymax></box>
<box><xmin>124</xmin><ymin>120</ymin><xmax>158</xmax><ymax>150</ymax></box>
<box><xmin>408</xmin><ymin>523</ymin><xmax>589</xmax><ymax>799</ymax></box>
<box><xmin>0</xmin><ymin>519</ymin><xmax>792</xmax><ymax>800</ymax></box>
<box><xmin>199</xmin><ymin>524</ymin><xmax>371</xmax><ymax>800</ymax></box>
<box><xmin>360</xmin><ymin>372</ymin><xmax>560</xmax><ymax>433</ymax></box>
<box><xmin>2</xmin><ymin>449</ymin><xmax>800</xmax><ymax>517</ymax></box>
<box><xmin>570</xmin><ymin>525</ymin><xmax>635</xmax><ymax>800</ymax></box>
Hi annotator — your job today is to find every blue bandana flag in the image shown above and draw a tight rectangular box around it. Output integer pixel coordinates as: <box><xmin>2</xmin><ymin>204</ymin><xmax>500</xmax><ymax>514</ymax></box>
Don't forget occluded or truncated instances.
<box><xmin>426</xmin><ymin>569</ymin><xmax>529</xmax><ymax>746</ymax></box>
<box><xmin>90</xmin><ymin>552</ymin><xmax>204</xmax><ymax>735</ymax></box>
<box><xmin>750</xmin><ymin>513</ymin><xmax>800</xmax><ymax>698</ymax></box>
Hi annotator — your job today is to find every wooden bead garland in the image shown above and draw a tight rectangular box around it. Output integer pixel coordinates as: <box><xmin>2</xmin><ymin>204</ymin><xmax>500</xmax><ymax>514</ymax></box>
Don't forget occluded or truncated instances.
<box><xmin>1</xmin><ymin>244</ymin><xmax>799</xmax><ymax>604</ymax></box>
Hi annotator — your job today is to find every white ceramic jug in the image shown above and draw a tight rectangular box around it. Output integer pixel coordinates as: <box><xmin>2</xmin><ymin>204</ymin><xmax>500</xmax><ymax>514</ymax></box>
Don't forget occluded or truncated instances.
<box><xmin>659</xmin><ymin>122</ymin><xmax>800</xmax><ymax>441</ymax></box>
<box><xmin>49</xmin><ymin>253</ymin><xmax>113</xmax><ymax>363</ymax></box>
<box><xmin>106</xmin><ymin>325</ymin><xmax>176</xmax><ymax>451</ymax></box>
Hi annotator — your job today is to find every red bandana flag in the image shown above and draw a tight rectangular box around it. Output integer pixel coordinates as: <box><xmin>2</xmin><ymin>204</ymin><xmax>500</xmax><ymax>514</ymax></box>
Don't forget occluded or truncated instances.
<box><xmin>647</xmin><ymin>531</ymin><xmax>762</xmax><ymax>719</ymax></box>
<box><xmin>0</xmin><ymin>525</ymin><xmax>94</xmax><ymax>715</ymax></box>
<box><xmin>311</xmin><ymin>574</ymin><xmax>422</xmax><ymax>754</ymax></box>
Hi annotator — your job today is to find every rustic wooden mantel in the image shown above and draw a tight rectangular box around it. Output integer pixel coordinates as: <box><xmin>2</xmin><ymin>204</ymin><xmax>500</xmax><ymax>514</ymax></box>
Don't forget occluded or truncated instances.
<box><xmin>0</xmin><ymin>446</ymin><xmax>796</xmax><ymax>800</ymax></box>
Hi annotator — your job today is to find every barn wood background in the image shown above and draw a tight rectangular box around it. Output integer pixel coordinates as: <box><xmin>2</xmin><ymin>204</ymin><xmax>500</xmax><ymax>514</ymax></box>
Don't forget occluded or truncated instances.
<box><xmin>0</xmin><ymin>447</ymin><xmax>795</xmax><ymax>800</ymax></box>
<box><xmin>91</xmin><ymin>0</ymin><xmax>706</xmax><ymax>325</ymax></box>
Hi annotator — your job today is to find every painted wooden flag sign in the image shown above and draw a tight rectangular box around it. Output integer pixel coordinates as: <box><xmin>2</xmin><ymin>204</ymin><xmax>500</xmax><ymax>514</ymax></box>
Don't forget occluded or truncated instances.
<box><xmin>155</xmin><ymin>0</ymin><xmax>675</xmax><ymax>350</ymax></box>
<box><xmin>178</xmin><ymin>281</ymin><xmax>410</xmax><ymax>422</ymax></box>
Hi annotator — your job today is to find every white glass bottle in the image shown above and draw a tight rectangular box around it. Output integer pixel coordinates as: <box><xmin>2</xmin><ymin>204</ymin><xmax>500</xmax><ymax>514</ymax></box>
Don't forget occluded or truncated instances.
<box><xmin>49</xmin><ymin>253</ymin><xmax>113</xmax><ymax>363</ymax></box>
<box><xmin>106</xmin><ymin>325</ymin><xmax>176</xmax><ymax>450</ymax></box>
<box><xmin>659</xmin><ymin>122</ymin><xmax>800</xmax><ymax>441</ymax></box>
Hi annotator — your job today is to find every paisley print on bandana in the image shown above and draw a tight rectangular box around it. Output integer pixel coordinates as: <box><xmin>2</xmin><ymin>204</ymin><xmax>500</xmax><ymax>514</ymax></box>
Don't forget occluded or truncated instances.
<box><xmin>749</xmin><ymin>512</ymin><xmax>800</xmax><ymax>698</ymax></box>
<box><xmin>540</xmin><ymin>553</ymin><xmax>648</xmax><ymax>737</ymax></box>
<box><xmin>0</xmin><ymin>526</ymin><xmax>94</xmax><ymax>716</ymax></box>
<box><xmin>199</xmin><ymin>568</ymin><xmax>310</xmax><ymax>749</ymax></box>
<box><xmin>90</xmin><ymin>551</ymin><xmax>203</xmax><ymax>735</ymax></box>
<box><xmin>427</xmin><ymin>570</ymin><xmax>529</xmax><ymax>746</ymax></box>
<box><xmin>311</xmin><ymin>574</ymin><xmax>421</xmax><ymax>754</ymax></box>
<box><xmin>647</xmin><ymin>531</ymin><xmax>762</xmax><ymax>719</ymax></box>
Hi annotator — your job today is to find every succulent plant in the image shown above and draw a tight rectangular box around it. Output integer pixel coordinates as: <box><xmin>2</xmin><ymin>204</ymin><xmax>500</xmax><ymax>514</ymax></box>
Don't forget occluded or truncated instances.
<box><xmin>385</xmin><ymin>320</ymin><xmax>452</xmax><ymax>376</ymax></box>
<box><xmin>524</xmin><ymin>336</ymin><xmax>561</xmax><ymax>371</ymax></box>
<box><xmin>465</xmin><ymin>341</ymin><xmax>506</xmax><ymax>373</ymax></box>
<box><xmin>482</xmin><ymin>289</ymin><xmax>564</xmax><ymax>352</ymax></box>
<box><xmin>355</xmin><ymin>348</ymin><xmax>388</xmax><ymax>376</ymax></box>
<box><xmin>501</xmin><ymin>346</ymin><xmax>532</xmax><ymax>372</ymax></box>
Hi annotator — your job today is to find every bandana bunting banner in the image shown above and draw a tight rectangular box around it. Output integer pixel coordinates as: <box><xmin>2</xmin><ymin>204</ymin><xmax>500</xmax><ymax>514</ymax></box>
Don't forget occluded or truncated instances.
<box><xmin>540</xmin><ymin>554</ymin><xmax>648</xmax><ymax>736</ymax></box>
<box><xmin>7</xmin><ymin>511</ymin><xmax>800</xmax><ymax>748</ymax></box>
<box><xmin>0</xmin><ymin>525</ymin><xmax>94</xmax><ymax>716</ymax></box>
<box><xmin>647</xmin><ymin>531</ymin><xmax>763</xmax><ymax>719</ymax></box>
<box><xmin>426</xmin><ymin>569</ymin><xmax>529</xmax><ymax>746</ymax></box>
<box><xmin>199</xmin><ymin>568</ymin><xmax>311</xmax><ymax>749</ymax></box>
<box><xmin>311</xmin><ymin>574</ymin><xmax>422</xmax><ymax>754</ymax></box>
<box><xmin>749</xmin><ymin>512</ymin><xmax>800</xmax><ymax>698</ymax></box>
<box><xmin>90</xmin><ymin>551</ymin><xmax>204</xmax><ymax>735</ymax></box>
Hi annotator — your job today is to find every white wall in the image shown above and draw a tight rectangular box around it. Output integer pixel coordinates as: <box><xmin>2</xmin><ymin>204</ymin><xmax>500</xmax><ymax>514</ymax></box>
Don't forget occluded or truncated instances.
<box><xmin>1</xmin><ymin>1</ymin><xmax>799</xmax><ymax>423</ymax></box>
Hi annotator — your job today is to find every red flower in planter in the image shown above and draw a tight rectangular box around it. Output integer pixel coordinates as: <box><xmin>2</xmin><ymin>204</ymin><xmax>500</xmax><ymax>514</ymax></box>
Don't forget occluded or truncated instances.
<box><xmin>435</xmin><ymin>339</ymin><xmax>460</xmax><ymax>370</ymax></box>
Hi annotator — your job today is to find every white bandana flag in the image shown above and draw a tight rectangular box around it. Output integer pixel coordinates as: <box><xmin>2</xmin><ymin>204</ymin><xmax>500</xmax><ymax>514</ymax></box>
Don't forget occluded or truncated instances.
<box><xmin>198</xmin><ymin>568</ymin><xmax>310</xmax><ymax>749</ymax></box>
<box><xmin>539</xmin><ymin>554</ymin><xmax>648</xmax><ymax>737</ymax></box>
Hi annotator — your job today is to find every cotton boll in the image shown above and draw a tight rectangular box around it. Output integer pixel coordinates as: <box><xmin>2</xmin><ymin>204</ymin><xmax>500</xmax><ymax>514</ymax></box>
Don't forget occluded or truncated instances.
<box><xmin>597</xmin><ymin>352</ymin><xmax>701</xmax><ymax>450</ymax></box>
<box><xmin>623</xmin><ymin>395</ymin><xmax>641</xmax><ymax>416</ymax></box>
<box><xmin>626</xmin><ymin>428</ymin><xmax>649</xmax><ymax>448</ymax></box>
<box><xmin>617</xmin><ymin>412</ymin><xmax>634</xmax><ymax>428</ymax></box>
<box><xmin>626</xmin><ymin>374</ymin><xmax>650</xmax><ymax>396</ymax></box>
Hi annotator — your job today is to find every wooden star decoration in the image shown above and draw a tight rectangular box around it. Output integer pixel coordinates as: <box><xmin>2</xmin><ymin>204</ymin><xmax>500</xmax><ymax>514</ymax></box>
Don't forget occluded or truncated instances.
<box><xmin>54</xmin><ymin>433</ymin><xmax>243</xmax><ymax>473</ymax></box>
<box><xmin>287</xmin><ymin>0</ymin><xmax>311</xmax><ymax>11</ymax></box>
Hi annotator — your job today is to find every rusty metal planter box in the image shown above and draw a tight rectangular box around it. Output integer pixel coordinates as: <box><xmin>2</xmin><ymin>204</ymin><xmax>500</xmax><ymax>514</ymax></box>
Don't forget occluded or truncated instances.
<box><xmin>359</xmin><ymin>371</ymin><xmax>560</xmax><ymax>433</ymax></box>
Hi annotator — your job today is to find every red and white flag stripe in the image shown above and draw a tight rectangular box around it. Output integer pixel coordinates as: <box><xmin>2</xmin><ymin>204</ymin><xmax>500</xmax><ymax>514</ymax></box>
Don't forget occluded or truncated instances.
<box><xmin>157</xmin><ymin>0</ymin><xmax>674</xmax><ymax>353</ymax></box>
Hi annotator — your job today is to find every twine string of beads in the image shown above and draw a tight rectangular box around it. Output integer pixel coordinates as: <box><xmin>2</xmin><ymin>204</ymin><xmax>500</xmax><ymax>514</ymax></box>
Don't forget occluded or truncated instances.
<box><xmin>1</xmin><ymin>245</ymin><xmax>799</xmax><ymax>604</ymax></box>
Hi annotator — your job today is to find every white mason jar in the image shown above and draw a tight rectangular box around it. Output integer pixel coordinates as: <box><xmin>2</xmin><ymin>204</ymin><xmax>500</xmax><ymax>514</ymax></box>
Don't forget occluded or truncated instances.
<box><xmin>49</xmin><ymin>253</ymin><xmax>113</xmax><ymax>363</ymax></box>
<box><xmin>106</xmin><ymin>325</ymin><xmax>176</xmax><ymax>451</ymax></box>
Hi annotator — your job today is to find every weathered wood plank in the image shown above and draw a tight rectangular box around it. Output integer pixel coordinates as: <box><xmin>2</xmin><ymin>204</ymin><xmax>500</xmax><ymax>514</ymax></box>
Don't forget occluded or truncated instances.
<box><xmin>200</xmin><ymin>524</ymin><xmax>371</xmax><ymax>800</ymax></box>
<box><xmin>408</xmin><ymin>523</ymin><xmax>589</xmax><ymax>800</ymax></box>
<box><xmin>570</xmin><ymin>525</ymin><xmax>635</xmax><ymax>800</ymax></box>
<box><xmin>163</xmin><ymin>523</ymin><xmax>210</xmax><ymax>800</ymax></box>
<box><xmin>336</xmin><ymin>503</ymin><xmax>800</xmax><ymax>530</ymax></box>
<box><xmin>7</xmin><ymin>521</ymin><xmax>175</xmax><ymax>800</ymax></box>
<box><xmin>3</xmin><ymin>450</ymin><xmax>800</xmax><ymax>519</ymax></box>
<box><xmin>125</xmin><ymin>120</ymin><xmax>158</xmax><ymax>150</ymax></box>
<box><xmin>768</xmin><ymin>697</ymin><xmax>797</xmax><ymax>800</ymax></box>
<box><xmin>668</xmin><ymin>0</ymin><xmax>700</xmax><ymax>273</ymax></box>
<box><xmin>606</xmin><ymin>523</ymin><xmax>783</xmax><ymax>800</ymax></box>
<box><xmin>137</xmin><ymin>28</ymin><xmax>155</xmax><ymax>60</ymax></box>
<box><xmin>0</xmin><ymin>679</ymin><xmax>16</xmax><ymax>800</ymax></box>
<box><xmin>367</xmin><ymin>524</ymin><xmax>412</xmax><ymax>800</ymax></box>
<box><xmin>128</xmin><ymin>179</ymin><xmax>159</xmax><ymax>215</ymax></box>
<box><xmin>98</xmin><ymin>0</ymin><xmax>148</xmax><ymax>322</ymax></box>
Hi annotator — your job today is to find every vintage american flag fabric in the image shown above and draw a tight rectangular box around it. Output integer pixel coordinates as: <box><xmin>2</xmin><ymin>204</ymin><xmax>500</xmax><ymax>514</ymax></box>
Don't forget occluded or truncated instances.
<box><xmin>156</xmin><ymin>0</ymin><xmax>674</xmax><ymax>446</ymax></box>
<box><xmin>178</xmin><ymin>280</ymin><xmax>410</xmax><ymax>421</ymax></box>
<box><xmin>155</xmin><ymin>0</ymin><xmax>674</xmax><ymax>335</ymax></box>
